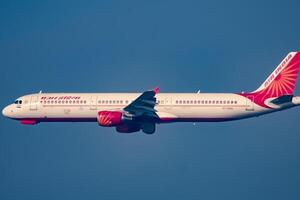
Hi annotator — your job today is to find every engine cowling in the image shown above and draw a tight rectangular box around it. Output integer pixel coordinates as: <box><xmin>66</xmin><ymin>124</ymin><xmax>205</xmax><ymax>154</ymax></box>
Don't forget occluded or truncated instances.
<box><xmin>97</xmin><ymin>111</ymin><xmax>122</xmax><ymax>127</ymax></box>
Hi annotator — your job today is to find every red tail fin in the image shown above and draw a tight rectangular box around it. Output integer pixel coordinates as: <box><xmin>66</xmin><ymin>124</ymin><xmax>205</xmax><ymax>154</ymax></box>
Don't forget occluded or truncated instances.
<box><xmin>253</xmin><ymin>52</ymin><xmax>300</xmax><ymax>97</ymax></box>
<box><xmin>239</xmin><ymin>52</ymin><xmax>300</xmax><ymax>108</ymax></box>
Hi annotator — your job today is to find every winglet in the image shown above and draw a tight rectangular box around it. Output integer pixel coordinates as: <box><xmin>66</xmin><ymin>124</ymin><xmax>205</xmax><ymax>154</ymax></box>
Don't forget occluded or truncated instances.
<box><xmin>153</xmin><ymin>87</ymin><xmax>160</xmax><ymax>94</ymax></box>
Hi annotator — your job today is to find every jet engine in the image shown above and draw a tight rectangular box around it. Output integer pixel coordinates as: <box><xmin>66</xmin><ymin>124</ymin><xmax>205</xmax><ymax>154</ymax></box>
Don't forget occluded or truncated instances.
<box><xmin>97</xmin><ymin>111</ymin><xmax>143</xmax><ymax>133</ymax></box>
<box><xmin>97</xmin><ymin>111</ymin><xmax>123</xmax><ymax>127</ymax></box>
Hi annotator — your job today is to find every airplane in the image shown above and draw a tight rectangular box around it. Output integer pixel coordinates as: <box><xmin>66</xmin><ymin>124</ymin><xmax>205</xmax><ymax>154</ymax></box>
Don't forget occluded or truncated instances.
<box><xmin>2</xmin><ymin>52</ymin><xmax>300</xmax><ymax>134</ymax></box>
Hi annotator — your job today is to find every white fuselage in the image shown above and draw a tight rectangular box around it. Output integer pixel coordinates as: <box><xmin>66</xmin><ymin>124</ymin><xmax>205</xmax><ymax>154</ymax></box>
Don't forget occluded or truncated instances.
<box><xmin>3</xmin><ymin>93</ymin><xmax>300</xmax><ymax>123</ymax></box>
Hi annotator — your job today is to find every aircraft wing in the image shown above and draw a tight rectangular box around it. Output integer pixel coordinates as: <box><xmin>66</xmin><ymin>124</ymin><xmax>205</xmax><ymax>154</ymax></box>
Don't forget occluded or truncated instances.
<box><xmin>123</xmin><ymin>87</ymin><xmax>159</xmax><ymax>118</ymax></box>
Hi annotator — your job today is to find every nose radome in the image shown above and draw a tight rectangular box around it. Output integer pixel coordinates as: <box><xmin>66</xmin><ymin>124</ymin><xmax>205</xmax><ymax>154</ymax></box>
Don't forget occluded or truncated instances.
<box><xmin>2</xmin><ymin>106</ymin><xmax>11</xmax><ymax>118</ymax></box>
<box><xmin>2</xmin><ymin>106</ymin><xmax>8</xmax><ymax>117</ymax></box>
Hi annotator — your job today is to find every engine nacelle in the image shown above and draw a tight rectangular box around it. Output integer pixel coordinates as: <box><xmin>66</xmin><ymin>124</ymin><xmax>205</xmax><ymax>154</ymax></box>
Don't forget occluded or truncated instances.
<box><xmin>97</xmin><ymin>111</ymin><xmax>122</xmax><ymax>127</ymax></box>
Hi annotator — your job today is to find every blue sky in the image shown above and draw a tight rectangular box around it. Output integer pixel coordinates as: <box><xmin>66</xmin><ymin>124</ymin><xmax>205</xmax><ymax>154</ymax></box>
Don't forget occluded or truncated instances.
<box><xmin>1</xmin><ymin>0</ymin><xmax>300</xmax><ymax>199</ymax></box>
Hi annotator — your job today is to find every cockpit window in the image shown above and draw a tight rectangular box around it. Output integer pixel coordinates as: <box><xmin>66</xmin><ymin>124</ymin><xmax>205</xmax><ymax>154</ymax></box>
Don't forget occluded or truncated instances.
<box><xmin>14</xmin><ymin>100</ymin><xmax>22</xmax><ymax>104</ymax></box>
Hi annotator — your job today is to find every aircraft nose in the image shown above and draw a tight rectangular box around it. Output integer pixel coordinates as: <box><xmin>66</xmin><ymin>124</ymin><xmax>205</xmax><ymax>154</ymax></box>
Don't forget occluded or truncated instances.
<box><xmin>2</xmin><ymin>106</ymin><xmax>10</xmax><ymax>118</ymax></box>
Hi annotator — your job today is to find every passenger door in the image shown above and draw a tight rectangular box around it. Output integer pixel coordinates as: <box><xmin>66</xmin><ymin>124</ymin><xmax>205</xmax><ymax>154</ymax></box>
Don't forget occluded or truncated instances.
<box><xmin>90</xmin><ymin>96</ymin><xmax>97</xmax><ymax>110</ymax></box>
<box><xmin>245</xmin><ymin>96</ymin><xmax>254</xmax><ymax>111</ymax></box>
<box><xmin>30</xmin><ymin>95</ymin><xmax>39</xmax><ymax>110</ymax></box>
<box><xmin>164</xmin><ymin>97</ymin><xmax>172</xmax><ymax>110</ymax></box>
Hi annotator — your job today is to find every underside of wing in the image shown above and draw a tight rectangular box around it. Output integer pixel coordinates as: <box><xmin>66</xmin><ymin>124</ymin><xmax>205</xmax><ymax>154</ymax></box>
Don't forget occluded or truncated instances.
<box><xmin>270</xmin><ymin>95</ymin><xmax>293</xmax><ymax>105</ymax></box>
<box><xmin>123</xmin><ymin>87</ymin><xmax>159</xmax><ymax>120</ymax></box>
<box><xmin>97</xmin><ymin>87</ymin><xmax>160</xmax><ymax>134</ymax></box>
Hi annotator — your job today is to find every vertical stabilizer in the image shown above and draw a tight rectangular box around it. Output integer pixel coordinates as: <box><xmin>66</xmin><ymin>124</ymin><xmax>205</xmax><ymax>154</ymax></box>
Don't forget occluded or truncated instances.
<box><xmin>253</xmin><ymin>52</ymin><xmax>300</xmax><ymax>97</ymax></box>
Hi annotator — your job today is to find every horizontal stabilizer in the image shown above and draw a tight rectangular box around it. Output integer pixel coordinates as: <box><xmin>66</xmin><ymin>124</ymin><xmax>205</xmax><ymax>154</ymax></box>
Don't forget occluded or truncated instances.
<box><xmin>270</xmin><ymin>95</ymin><xmax>293</xmax><ymax>105</ymax></box>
